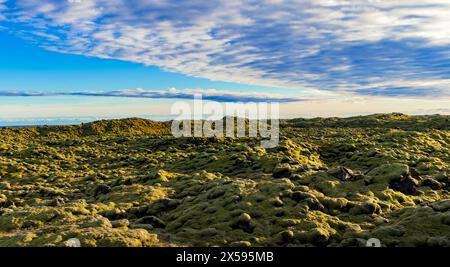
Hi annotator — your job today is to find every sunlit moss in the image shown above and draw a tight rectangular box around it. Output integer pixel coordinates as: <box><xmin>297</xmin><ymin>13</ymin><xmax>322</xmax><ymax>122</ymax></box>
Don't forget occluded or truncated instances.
<box><xmin>0</xmin><ymin>114</ymin><xmax>449</xmax><ymax>247</ymax></box>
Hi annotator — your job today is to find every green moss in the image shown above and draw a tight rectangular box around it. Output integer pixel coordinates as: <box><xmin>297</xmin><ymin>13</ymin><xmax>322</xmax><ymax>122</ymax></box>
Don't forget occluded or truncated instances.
<box><xmin>367</xmin><ymin>163</ymin><xmax>410</xmax><ymax>183</ymax></box>
<box><xmin>0</xmin><ymin>115</ymin><xmax>449</xmax><ymax>247</ymax></box>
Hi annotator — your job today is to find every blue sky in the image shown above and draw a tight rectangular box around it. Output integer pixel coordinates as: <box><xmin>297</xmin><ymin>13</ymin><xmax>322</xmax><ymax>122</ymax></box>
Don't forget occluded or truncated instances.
<box><xmin>0</xmin><ymin>0</ymin><xmax>449</xmax><ymax>123</ymax></box>
<box><xmin>0</xmin><ymin>30</ymin><xmax>289</xmax><ymax>94</ymax></box>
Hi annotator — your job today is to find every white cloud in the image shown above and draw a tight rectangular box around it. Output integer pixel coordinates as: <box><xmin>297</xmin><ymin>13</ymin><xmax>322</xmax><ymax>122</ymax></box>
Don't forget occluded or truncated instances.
<box><xmin>328</xmin><ymin>65</ymin><xmax>351</xmax><ymax>72</ymax></box>
<box><xmin>0</xmin><ymin>0</ymin><xmax>6</xmax><ymax>20</ymax></box>
<box><xmin>2</xmin><ymin>0</ymin><xmax>450</xmax><ymax>97</ymax></box>
<box><xmin>344</xmin><ymin>78</ymin><xmax>450</xmax><ymax>96</ymax></box>
<box><xmin>0</xmin><ymin>88</ymin><xmax>306</xmax><ymax>102</ymax></box>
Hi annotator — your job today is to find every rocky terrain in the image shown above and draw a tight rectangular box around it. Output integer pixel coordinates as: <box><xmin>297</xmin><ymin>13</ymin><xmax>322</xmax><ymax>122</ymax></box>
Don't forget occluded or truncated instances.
<box><xmin>0</xmin><ymin>113</ymin><xmax>449</xmax><ymax>247</ymax></box>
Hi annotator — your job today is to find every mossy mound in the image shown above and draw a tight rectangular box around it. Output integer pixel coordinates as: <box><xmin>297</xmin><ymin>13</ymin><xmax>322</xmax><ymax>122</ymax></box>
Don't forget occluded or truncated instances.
<box><xmin>79</xmin><ymin>118</ymin><xmax>171</xmax><ymax>136</ymax></box>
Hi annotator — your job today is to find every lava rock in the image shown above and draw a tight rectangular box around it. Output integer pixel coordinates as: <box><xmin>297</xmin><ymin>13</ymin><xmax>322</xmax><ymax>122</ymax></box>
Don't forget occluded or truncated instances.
<box><xmin>111</xmin><ymin>219</ymin><xmax>130</xmax><ymax>228</ymax></box>
<box><xmin>421</xmin><ymin>178</ymin><xmax>442</xmax><ymax>190</ymax></box>
<box><xmin>237</xmin><ymin>213</ymin><xmax>252</xmax><ymax>223</ymax></box>
<box><xmin>0</xmin><ymin>199</ymin><xmax>15</xmax><ymax>208</ymax></box>
<box><xmin>136</xmin><ymin>216</ymin><xmax>166</xmax><ymax>228</ymax></box>
<box><xmin>368</xmin><ymin>163</ymin><xmax>410</xmax><ymax>183</ymax></box>
<box><xmin>390</xmin><ymin>176</ymin><xmax>421</xmax><ymax>196</ymax></box>
<box><xmin>410</xmin><ymin>168</ymin><xmax>422</xmax><ymax>180</ymax></box>
<box><xmin>147</xmin><ymin>198</ymin><xmax>181</xmax><ymax>214</ymax></box>
<box><xmin>298</xmin><ymin>228</ymin><xmax>330</xmax><ymax>245</ymax></box>
<box><xmin>276</xmin><ymin>230</ymin><xmax>295</xmax><ymax>244</ymax></box>
<box><xmin>431</xmin><ymin>200</ymin><xmax>450</xmax><ymax>212</ymax></box>
<box><xmin>50</xmin><ymin>197</ymin><xmax>65</xmax><ymax>207</ymax></box>
<box><xmin>94</xmin><ymin>184</ymin><xmax>112</xmax><ymax>196</ymax></box>
<box><xmin>329</xmin><ymin>167</ymin><xmax>353</xmax><ymax>181</ymax></box>
<box><xmin>271</xmin><ymin>197</ymin><xmax>284</xmax><ymax>207</ymax></box>
<box><xmin>436</xmin><ymin>173</ymin><xmax>449</xmax><ymax>184</ymax></box>
<box><xmin>207</xmin><ymin>188</ymin><xmax>226</xmax><ymax>199</ymax></box>
<box><xmin>199</xmin><ymin>228</ymin><xmax>218</xmax><ymax>237</ymax></box>
<box><xmin>230</xmin><ymin>213</ymin><xmax>255</xmax><ymax>233</ymax></box>
<box><xmin>291</xmin><ymin>191</ymin><xmax>316</xmax><ymax>202</ymax></box>
<box><xmin>81</xmin><ymin>215</ymin><xmax>112</xmax><ymax>228</ymax></box>
<box><xmin>103</xmin><ymin>208</ymin><xmax>126</xmax><ymax>220</ymax></box>
<box><xmin>349</xmin><ymin>201</ymin><xmax>380</xmax><ymax>215</ymax></box>
<box><xmin>302</xmin><ymin>197</ymin><xmax>324</xmax><ymax>211</ymax></box>
<box><xmin>273</xmin><ymin>165</ymin><xmax>292</xmax><ymax>178</ymax></box>
<box><xmin>441</xmin><ymin>213</ymin><xmax>450</xmax><ymax>226</ymax></box>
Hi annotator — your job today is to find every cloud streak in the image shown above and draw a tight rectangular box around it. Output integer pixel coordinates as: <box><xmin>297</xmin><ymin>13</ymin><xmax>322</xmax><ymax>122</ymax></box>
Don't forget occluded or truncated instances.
<box><xmin>0</xmin><ymin>88</ymin><xmax>304</xmax><ymax>103</ymax></box>
<box><xmin>0</xmin><ymin>0</ymin><xmax>449</xmax><ymax>97</ymax></box>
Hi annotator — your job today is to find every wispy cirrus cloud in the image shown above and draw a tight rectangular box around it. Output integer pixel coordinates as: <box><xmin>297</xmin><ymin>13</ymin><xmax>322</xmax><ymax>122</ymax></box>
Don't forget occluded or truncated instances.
<box><xmin>0</xmin><ymin>88</ymin><xmax>304</xmax><ymax>102</ymax></box>
<box><xmin>0</xmin><ymin>0</ymin><xmax>6</xmax><ymax>20</ymax></box>
<box><xmin>0</xmin><ymin>0</ymin><xmax>449</xmax><ymax>97</ymax></box>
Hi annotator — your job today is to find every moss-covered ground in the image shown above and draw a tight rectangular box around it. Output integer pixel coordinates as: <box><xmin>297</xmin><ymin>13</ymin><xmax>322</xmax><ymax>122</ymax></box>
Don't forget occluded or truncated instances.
<box><xmin>0</xmin><ymin>113</ymin><xmax>449</xmax><ymax>247</ymax></box>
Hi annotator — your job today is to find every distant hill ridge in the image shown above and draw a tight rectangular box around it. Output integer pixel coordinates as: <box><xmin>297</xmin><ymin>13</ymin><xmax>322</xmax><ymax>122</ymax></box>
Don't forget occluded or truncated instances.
<box><xmin>0</xmin><ymin>113</ymin><xmax>448</xmax><ymax>139</ymax></box>
<box><xmin>286</xmin><ymin>113</ymin><xmax>450</xmax><ymax>130</ymax></box>
<box><xmin>79</xmin><ymin>118</ymin><xmax>171</xmax><ymax>136</ymax></box>
<box><xmin>0</xmin><ymin>118</ymin><xmax>171</xmax><ymax>139</ymax></box>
